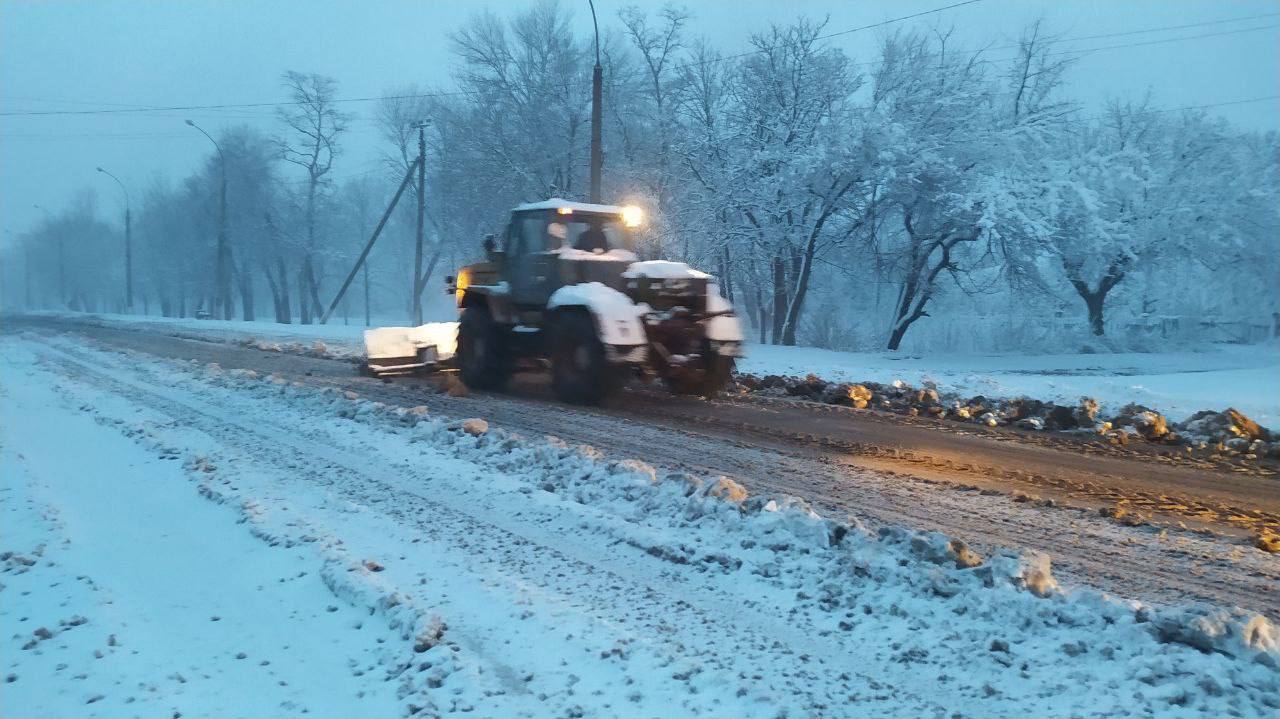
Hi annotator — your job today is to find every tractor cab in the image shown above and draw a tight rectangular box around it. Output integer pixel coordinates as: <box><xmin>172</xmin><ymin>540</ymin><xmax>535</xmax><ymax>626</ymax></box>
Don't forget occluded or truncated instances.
<box><xmin>495</xmin><ymin>200</ymin><xmax>642</xmax><ymax>305</ymax></box>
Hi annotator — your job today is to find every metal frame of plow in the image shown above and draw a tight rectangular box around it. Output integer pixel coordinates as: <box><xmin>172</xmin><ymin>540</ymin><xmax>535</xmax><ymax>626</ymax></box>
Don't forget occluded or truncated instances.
<box><xmin>319</xmin><ymin>157</ymin><xmax>422</xmax><ymax>325</ymax></box>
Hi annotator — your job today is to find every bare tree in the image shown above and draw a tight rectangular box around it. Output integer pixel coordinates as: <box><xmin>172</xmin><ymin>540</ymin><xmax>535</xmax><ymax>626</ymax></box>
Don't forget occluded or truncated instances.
<box><xmin>278</xmin><ymin>71</ymin><xmax>350</xmax><ymax>323</ymax></box>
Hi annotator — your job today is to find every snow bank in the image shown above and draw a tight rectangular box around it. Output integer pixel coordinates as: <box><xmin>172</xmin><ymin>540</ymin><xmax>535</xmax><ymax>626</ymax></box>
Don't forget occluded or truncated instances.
<box><xmin>739</xmin><ymin>342</ymin><xmax>1280</xmax><ymax>423</ymax></box>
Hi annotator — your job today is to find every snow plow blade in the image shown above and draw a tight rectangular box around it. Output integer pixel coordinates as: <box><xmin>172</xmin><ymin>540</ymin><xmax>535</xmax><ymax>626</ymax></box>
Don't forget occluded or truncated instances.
<box><xmin>362</xmin><ymin>323</ymin><xmax>457</xmax><ymax>376</ymax></box>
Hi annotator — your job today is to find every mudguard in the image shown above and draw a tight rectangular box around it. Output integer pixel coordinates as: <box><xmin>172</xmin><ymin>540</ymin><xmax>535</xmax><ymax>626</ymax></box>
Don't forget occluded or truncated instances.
<box><xmin>548</xmin><ymin>282</ymin><xmax>648</xmax><ymax>349</ymax></box>
<box><xmin>705</xmin><ymin>282</ymin><xmax>744</xmax><ymax>357</ymax></box>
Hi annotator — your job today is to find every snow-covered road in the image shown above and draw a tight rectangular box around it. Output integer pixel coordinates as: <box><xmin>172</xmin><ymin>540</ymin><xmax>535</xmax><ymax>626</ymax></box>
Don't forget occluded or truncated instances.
<box><xmin>3</xmin><ymin>332</ymin><xmax>1278</xmax><ymax>718</ymax></box>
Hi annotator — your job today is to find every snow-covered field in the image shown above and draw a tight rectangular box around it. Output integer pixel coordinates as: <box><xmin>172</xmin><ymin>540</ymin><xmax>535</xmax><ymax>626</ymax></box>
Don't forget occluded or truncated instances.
<box><xmin>740</xmin><ymin>343</ymin><xmax>1280</xmax><ymax>425</ymax></box>
<box><xmin>31</xmin><ymin>311</ymin><xmax>1280</xmax><ymax>424</ymax></box>
<box><xmin>2</xmin><ymin>330</ymin><xmax>1278</xmax><ymax>718</ymax></box>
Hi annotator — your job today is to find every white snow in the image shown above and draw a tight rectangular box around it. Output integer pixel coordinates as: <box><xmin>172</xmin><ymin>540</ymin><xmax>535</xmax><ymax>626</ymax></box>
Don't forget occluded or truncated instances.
<box><xmin>513</xmin><ymin>198</ymin><xmax>627</xmax><ymax>214</ymax></box>
<box><xmin>738</xmin><ymin>342</ymin><xmax>1280</xmax><ymax>423</ymax></box>
<box><xmin>363</xmin><ymin>323</ymin><xmax>457</xmax><ymax>361</ymax></box>
<box><xmin>3</xmin><ymin>331</ymin><xmax>1279</xmax><ymax>718</ymax></box>
<box><xmin>550</xmin><ymin>246</ymin><xmax>638</xmax><ymax>262</ymax></box>
<box><xmin>0</xmin><ymin>343</ymin><xmax>402</xmax><ymax>717</ymax></box>
<box><xmin>622</xmin><ymin>260</ymin><xmax>709</xmax><ymax>280</ymax></box>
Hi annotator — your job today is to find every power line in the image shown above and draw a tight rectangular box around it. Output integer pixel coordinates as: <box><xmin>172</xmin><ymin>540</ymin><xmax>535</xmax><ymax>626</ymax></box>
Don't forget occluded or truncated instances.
<box><xmin>845</xmin><ymin>11</ymin><xmax>1280</xmax><ymax>67</ymax></box>
<box><xmin>5</xmin><ymin>4</ymin><xmax>1268</xmax><ymax>122</ymax></box>
<box><xmin>1043</xmin><ymin>22</ymin><xmax>1279</xmax><ymax>60</ymax></box>
<box><xmin>0</xmin><ymin>0</ymin><xmax>987</xmax><ymax>119</ymax></box>
<box><xmin>1079</xmin><ymin>94</ymin><xmax>1280</xmax><ymax>122</ymax></box>
<box><xmin>7</xmin><ymin>9</ymin><xmax>1272</xmax><ymax>117</ymax></box>
<box><xmin>1038</xmin><ymin>11</ymin><xmax>1279</xmax><ymax>45</ymax></box>
<box><xmin>0</xmin><ymin>3</ymin><xmax>1272</xmax><ymax>142</ymax></box>
<box><xmin>0</xmin><ymin>90</ymin><xmax>464</xmax><ymax>118</ymax></box>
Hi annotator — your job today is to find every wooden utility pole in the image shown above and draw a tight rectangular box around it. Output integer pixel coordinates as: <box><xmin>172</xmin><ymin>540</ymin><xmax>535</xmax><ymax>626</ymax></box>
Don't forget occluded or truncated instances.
<box><xmin>319</xmin><ymin>158</ymin><xmax>420</xmax><ymax>325</ymax></box>
<box><xmin>588</xmin><ymin>0</ymin><xmax>603</xmax><ymax>203</ymax></box>
<box><xmin>412</xmin><ymin>120</ymin><xmax>427</xmax><ymax>325</ymax></box>
<box><xmin>363</xmin><ymin>261</ymin><xmax>371</xmax><ymax>327</ymax></box>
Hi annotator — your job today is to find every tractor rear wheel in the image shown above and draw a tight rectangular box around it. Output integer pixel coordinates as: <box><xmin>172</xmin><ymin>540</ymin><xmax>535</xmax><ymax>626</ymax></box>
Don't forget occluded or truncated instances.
<box><xmin>663</xmin><ymin>344</ymin><xmax>735</xmax><ymax>399</ymax></box>
<box><xmin>457</xmin><ymin>304</ymin><xmax>511</xmax><ymax>390</ymax></box>
<box><xmin>551</xmin><ymin>311</ymin><xmax>622</xmax><ymax>405</ymax></box>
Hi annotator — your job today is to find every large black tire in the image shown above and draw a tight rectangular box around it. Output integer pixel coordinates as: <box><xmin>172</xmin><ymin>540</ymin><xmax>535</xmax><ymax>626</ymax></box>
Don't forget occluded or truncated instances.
<box><xmin>457</xmin><ymin>304</ymin><xmax>511</xmax><ymax>391</ymax></box>
<box><xmin>550</xmin><ymin>311</ymin><xmax>623</xmax><ymax>405</ymax></box>
<box><xmin>663</xmin><ymin>348</ymin><xmax>735</xmax><ymax>399</ymax></box>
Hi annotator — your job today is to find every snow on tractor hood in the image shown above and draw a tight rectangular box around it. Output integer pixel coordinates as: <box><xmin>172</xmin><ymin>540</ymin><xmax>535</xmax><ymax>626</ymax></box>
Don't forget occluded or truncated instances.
<box><xmin>548</xmin><ymin>282</ymin><xmax>647</xmax><ymax>346</ymax></box>
<box><xmin>622</xmin><ymin>260</ymin><xmax>710</xmax><ymax>280</ymax></box>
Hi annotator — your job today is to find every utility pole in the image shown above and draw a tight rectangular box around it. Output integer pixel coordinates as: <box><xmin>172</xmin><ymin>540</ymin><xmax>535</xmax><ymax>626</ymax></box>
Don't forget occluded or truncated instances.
<box><xmin>96</xmin><ymin>166</ymin><xmax>132</xmax><ymax>312</ymax></box>
<box><xmin>24</xmin><ymin>244</ymin><xmax>32</xmax><ymax>309</ymax></box>
<box><xmin>319</xmin><ymin>157</ymin><xmax>420</xmax><ymax>325</ymax></box>
<box><xmin>588</xmin><ymin>0</ymin><xmax>604</xmax><ymax>203</ymax></box>
<box><xmin>363</xmin><ymin>261</ymin><xmax>370</xmax><ymax>327</ymax></box>
<box><xmin>185</xmin><ymin>119</ymin><xmax>231</xmax><ymax>320</ymax></box>
<box><xmin>412</xmin><ymin>120</ymin><xmax>428</xmax><ymax>326</ymax></box>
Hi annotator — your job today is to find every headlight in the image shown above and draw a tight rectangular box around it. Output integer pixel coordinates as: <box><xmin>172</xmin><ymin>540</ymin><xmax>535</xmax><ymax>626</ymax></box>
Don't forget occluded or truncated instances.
<box><xmin>454</xmin><ymin>269</ymin><xmax>470</xmax><ymax>306</ymax></box>
<box><xmin>621</xmin><ymin>205</ymin><xmax>644</xmax><ymax>228</ymax></box>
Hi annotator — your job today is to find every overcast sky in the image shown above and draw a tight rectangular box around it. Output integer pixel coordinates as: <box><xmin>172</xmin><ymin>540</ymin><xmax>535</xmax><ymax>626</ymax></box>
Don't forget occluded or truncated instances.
<box><xmin>2</xmin><ymin>0</ymin><xmax>1277</xmax><ymax>242</ymax></box>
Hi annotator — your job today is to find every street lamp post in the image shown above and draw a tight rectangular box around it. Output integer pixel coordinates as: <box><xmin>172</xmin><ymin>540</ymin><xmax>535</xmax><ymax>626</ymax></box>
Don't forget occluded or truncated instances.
<box><xmin>588</xmin><ymin>0</ymin><xmax>603</xmax><ymax>203</ymax></box>
<box><xmin>185</xmin><ymin>119</ymin><xmax>231</xmax><ymax>320</ymax></box>
<box><xmin>97</xmin><ymin>166</ymin><xmax>132</xmax><ymax>312</ymax></box>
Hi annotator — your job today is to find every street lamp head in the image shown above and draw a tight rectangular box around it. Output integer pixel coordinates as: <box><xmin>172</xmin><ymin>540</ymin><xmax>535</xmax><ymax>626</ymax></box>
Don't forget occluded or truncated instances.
<box><xmin>96</xmin><ymin>166</ymin><xmax>104</xmax><ymax>173</ymax></box>
<box><xmin>185</xmin><ymin>119</ymin><xmax>195</xmax><ymax>127</ymax></box>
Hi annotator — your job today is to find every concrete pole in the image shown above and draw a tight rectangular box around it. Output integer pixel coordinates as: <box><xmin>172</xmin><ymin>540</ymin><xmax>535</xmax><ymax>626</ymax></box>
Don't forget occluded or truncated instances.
<box><xmin>186</xmin><ymin>120</ymin><xmax>231</xmax><ymax>319</ymax></box>
<box><xmin>96</xmin><ymin>167</ymin><xmax>132</xmax><ymax>312</ymax></box>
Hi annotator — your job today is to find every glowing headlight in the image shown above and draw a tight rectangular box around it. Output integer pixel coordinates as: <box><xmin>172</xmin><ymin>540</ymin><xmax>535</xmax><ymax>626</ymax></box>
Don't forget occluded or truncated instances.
<box><xmin>621</xmin><ymin>205</ymin><xmax>644</xmax><ymax>228</ymax></box>
<box><xmin>454</xmin><ymin>269</ymin><xmax>470</xmax><ymax>306</ymax></box>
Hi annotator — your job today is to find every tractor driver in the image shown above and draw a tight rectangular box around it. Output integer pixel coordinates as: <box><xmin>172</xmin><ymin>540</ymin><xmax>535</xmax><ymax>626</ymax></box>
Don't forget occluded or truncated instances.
<box><xmin>574</xmin><ymin>222</ymin><xmax>609</xmax><ymax>254</ymax></box>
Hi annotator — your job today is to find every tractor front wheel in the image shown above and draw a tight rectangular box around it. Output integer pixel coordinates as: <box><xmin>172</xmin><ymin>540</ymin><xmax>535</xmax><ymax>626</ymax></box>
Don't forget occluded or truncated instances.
<box><xmin>457</xmin><ymin>304</ymin><xmax>511</xmax><ymax>391</ymax></box>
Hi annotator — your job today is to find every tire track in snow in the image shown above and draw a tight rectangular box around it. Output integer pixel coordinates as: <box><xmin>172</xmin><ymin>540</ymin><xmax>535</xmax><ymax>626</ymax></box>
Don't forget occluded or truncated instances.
<box><xmin>32</xmin><ymin>337</ymin><xmax>961</xmax><ymax>717</ymax></box>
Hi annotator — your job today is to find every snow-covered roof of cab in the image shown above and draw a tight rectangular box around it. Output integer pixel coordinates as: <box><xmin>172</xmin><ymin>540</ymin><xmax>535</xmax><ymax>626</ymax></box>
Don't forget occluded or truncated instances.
<box><xmin>513</xmin><ymin>198</ymin><xmax>626</xmax><ymax>215</ymax></box>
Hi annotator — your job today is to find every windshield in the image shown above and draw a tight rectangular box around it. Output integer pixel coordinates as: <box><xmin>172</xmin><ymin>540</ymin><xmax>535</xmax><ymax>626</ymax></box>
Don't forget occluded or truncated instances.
<box><xmin>546</xmin><ymin>215</ymin><xmax>632</xmax><ymax>254</ymax></box>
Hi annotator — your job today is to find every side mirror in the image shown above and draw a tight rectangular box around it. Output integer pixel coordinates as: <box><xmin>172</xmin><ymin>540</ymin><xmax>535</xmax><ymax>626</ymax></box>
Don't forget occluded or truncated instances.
<box><xmin>445</xmin><ymin>275</ymin><xmax>455</xmax><ymax>295</ymax></box>
<box><xmin>482</xmin><ymin>234</ymin><xmax>496</xmax><ymax>254</ymax></box>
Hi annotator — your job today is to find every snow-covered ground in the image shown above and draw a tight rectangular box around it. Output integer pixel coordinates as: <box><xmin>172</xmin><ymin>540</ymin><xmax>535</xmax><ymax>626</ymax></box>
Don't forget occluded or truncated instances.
<box><xmin>30</xmin><ymin>311</ymin><xmax>1280</xmax><ymax>424</ymax></box>
<box><xmin>2</xmin><ymin>330</ymin><xmax>1278</xmax><ymax>718</ymax></box>
<box><xmin>739</xmin><ymin>343</ymin><xmax>1280</xmax><ymax>425</ymax></box>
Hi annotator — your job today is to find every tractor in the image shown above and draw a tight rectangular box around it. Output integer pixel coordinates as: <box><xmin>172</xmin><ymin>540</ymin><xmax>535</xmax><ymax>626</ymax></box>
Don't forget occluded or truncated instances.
<box><xmin>446</xmin><ymin>199</ymin><xmax>743</xmax><ymax>404</ymax></box>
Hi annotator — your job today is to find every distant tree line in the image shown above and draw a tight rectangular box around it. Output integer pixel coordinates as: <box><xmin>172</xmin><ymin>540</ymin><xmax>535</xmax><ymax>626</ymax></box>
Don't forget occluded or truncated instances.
<box><xmin>9</xmin><ymin>2</ymin><xmax>1279</xmax><ymax>352</ymax></box>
